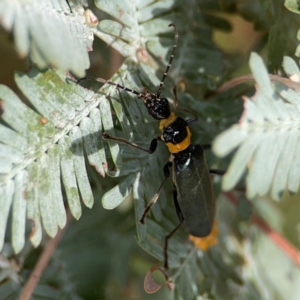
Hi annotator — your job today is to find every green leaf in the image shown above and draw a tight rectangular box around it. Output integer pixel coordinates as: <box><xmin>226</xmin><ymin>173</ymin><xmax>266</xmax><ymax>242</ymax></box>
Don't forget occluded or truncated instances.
<box><xmin>93</xmin><ymin>0</ymin><xmax>225</xmax><ymax>87</ymax></box>
<box><xmin>0</xmin><ymin>0</ymin><xmax>93</xmax><ymax>77</ymax></box>
<box><xmin>213</xmin><ymin>53</ymin><xmax>300</xmax><ymax>200</ymax></box>
<box><xmin>102</xmin><ymin>173</ymin><xmax>137</xmax><ymax>209</ymax></box>
<box><xmin>0</xmin><ymin>181</ymin><xmax>14</xmax><ymax>250</ymax></box>
<box><xmin>283</xmin><ymin>56</ymin><xmax>300</xmax><ymax>79</ymax></box>
<box><xmin>12</xmin><ymin>171</ymin><xmax>27</xmax><ymax>253</ymax></box>
<box><xmin>48</xmin><ymin>145</ymin><xmax>66</xmax><ymax>229</ymax></box>
<box><xmin>80</xmin><ymin>111</ymin><xmax>106</xmax><ymax>177</ymax></box>
<box><xmin>245</xmin><ymin>218</ymin><xmax>300</xmax><ymax>299</ymax></box>
<box><xmin>39</xmin><ymin>153</ymin><xmax>59</xmax><ymax>237</ymax></box>
<box><xmin>26</xmin><ymin>162</ymin><xmax>43</xmax><ymax>247</ymax></box>
<box><xmin>0</xmin><ymin>68</ymin><xmax>127</xmax><ymax>252</ymax></box>
<box><xmin>285</xmin><ymin>0</ymin><xmax>300</xmax><ymax>14</ymax></box>
<box><xmin>69</xmin><ymin>127</ymin><xmax>94</xmax><ymax>209</ymax></box>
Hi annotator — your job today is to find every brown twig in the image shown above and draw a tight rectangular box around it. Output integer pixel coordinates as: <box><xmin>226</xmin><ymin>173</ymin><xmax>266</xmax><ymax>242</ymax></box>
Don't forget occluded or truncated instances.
<box><xmin>215</xmin><ymin>74</ymin><xmax>300</xmax><ymax>94</ymax></box>
<box><xmin>224</xmin><ymin>192</ymin><xmax>300</xmax><ymax>267</ymax></box>
<box><xmin>251</xmin><ymin>214</ymin><xmax>300</xmax><ymax>266</ymax></box>
<box><xmin>18</xmin><ymin>213</ymin><xmax>70</xmax><ymax>300</ymax></box>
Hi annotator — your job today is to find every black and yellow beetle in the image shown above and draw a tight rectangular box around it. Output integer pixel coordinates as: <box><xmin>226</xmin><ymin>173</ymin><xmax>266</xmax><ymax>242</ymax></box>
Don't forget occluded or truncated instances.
<box><xmin>81</xmin><ymin>23</ymin><xmax>224</xmax><ymax>269</ymax></box>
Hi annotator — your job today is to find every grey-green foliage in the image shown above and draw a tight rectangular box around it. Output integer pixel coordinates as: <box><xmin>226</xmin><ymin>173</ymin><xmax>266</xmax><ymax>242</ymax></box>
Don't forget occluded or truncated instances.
<box><xmin>213</xmin><ymin>54</ymin><xmax>300</xmax><ymax>201</ymax></box>
<box><xmin>0</xmin><ymin>0</ymin><xmax>92</xmax><ymax>77</ymax></box>
<box><xmin>285</xmin><ymin>0</ymin><xmax>300</xmax><ymax>14</ymax></box>
<box><xmin>93</xmin><ymin>0</ymin><xmax>226</xmax><ymax>88</ymax></box>
<box><xmin>0</xmin><ymin>69</ymin><xmax>107</xmax><ymax>253</ymax></box>
<box><xmin>1</xmin><ymin>0</ymin><xmax>300</xmax><ymax>299</ymax></box>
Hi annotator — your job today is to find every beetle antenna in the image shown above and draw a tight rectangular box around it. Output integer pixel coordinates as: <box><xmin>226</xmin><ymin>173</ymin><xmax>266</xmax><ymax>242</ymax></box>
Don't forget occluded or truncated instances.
<box><xmin>78</xmin><ymin>76</ymin><xmax>141</xmax><ymax>97</ymax></box>
<box><xmin>156</xmin><ymin>23</ymin><xmax>178</xmax><ymax>98</ymax></box>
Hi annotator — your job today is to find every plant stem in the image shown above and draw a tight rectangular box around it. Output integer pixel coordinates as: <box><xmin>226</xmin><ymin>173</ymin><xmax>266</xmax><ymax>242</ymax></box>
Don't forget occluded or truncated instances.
<box><xmin>18</xmin><ymin>212</ymin><xmax>70</xmax><ymax>300</ymax></box>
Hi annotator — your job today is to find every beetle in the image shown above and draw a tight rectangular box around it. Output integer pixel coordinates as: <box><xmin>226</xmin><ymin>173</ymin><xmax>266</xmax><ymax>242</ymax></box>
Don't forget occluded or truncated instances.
<box><xmin>81</xmin><ymin>23</ymin><xmax>224</xmax><ymax>269</ymax></box>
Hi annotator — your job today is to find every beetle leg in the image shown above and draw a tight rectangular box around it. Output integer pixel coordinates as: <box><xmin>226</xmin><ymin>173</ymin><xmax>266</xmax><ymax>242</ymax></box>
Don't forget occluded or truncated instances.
<box><xmin>102</xmin><ymin>132</ymin><xmax>161</xmax><ymax>154</ymax></box>
<box><xmin>201</xmin><ymin>144</ymin><xmax>211</xmax><ymax>150</ymax></box>
<box><xmin>172</xmin><ymin>86</ymin><xmax>198</xmax><ymax>124</ymax></box>
<box><xmin>139</xmin><ymin>161</ymin><xmax>172</xmax><ymax>224</ymax></box>
<box><xmin>209</xmin><ymin>169</ymin><xmax>226</xmax><ymax>175</ymax></box>
<box><xmin>163</xmin><ymin>189</ymin><xmax>184</xmax><ymax>270</ymax></box>
<box><xmin>172</xmin><ymin>189</ymin><xmax>184</xmax><ymax>221</ymax></box>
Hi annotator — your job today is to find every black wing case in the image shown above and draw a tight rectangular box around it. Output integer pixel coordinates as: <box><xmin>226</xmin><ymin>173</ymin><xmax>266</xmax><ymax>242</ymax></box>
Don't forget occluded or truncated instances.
<box><xmin>173</xmin><ymin>144</ymin><xmax>215</xmax><ymax>237</ymax></box>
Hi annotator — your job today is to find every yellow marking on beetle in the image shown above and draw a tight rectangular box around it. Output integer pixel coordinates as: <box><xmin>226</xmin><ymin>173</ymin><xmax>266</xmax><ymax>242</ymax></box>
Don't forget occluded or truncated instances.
<box><xmin>166</xmin><ymin>127</ymin><xmax>191</xmax><ymax>154</ymax></box>
<box><xmin>159</xmin><ymin>112</ymin><xmax>177</xmax><ymax>131</ymax></box>
<box><xmin>189</xmin><ymin>220</ymin><xmax>218</xmax><ymax>251</ymax></box>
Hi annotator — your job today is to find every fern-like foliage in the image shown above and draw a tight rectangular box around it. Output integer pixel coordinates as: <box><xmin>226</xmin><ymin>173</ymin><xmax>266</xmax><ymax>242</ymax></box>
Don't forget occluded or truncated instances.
<box><xmin>93</xmin><ymin>0</ymin><xmax>227</xmax><ymax>88</ymax></box>
<box><xmin>2</xmin><ymin>0</ymin><xmax>300</xmax><ymax>299</ymax></box>
<box><xmin>213</xmin><ymin>54</ymin><xmax>300</xmax><ymax>200</ymax></box>
<box><xmin>0</xmin><ymin>69</ymin><xmax>110</xmax><ymax>252</ymax></box>
<box><xmin>0</xmin><ymin>0</ymin><xmax>92</xmax><ymax>76</ymax></box>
